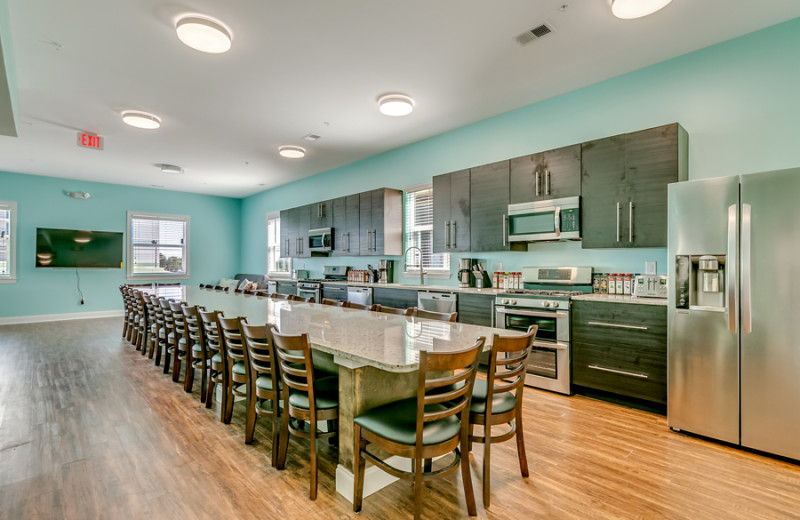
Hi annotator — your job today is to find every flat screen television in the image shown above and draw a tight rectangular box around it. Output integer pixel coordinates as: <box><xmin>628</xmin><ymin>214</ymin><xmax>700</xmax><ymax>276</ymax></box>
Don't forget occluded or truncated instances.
<box><xmin>36</xmin><ymin>228</ymin><xmax>124</xmax><ymax>268</ymax></box>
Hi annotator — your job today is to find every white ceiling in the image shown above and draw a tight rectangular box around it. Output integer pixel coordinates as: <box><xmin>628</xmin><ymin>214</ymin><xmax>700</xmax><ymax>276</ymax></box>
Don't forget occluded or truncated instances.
<box><xmin>2</xmin><ymin>1</ymin><xmax>800</xmax><ymax>198</ymax></box>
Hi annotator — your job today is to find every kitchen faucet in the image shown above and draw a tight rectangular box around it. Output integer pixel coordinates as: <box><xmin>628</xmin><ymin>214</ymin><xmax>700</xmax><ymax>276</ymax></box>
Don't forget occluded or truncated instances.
<box><xmin>403</xmin><ymin>246</ymin><xmax>427</xmax><ymax>285</ymax></box>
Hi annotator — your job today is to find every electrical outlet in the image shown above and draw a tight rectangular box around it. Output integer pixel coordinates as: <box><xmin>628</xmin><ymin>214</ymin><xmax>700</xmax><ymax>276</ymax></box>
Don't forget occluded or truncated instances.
<box><xmin>645</xmin><ymin>261</ymin><xmax>657</xmax><ymax>275</ymax></box>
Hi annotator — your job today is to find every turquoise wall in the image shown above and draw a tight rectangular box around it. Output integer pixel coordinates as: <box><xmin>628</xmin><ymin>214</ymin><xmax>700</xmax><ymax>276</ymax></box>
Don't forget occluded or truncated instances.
<box><xmin>0</xmin><ymin>171</ymin><xmax>241</xmax><ymax>318</ymax></box>
<box><xmin>240</xmin><ymin>17</ymin><xmax>800</xmax><ymax>284</ymax></box>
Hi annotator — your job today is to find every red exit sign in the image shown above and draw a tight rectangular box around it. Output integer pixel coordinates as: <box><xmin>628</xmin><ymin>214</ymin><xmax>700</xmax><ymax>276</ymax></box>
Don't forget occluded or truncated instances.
<box><xmin>77</xmin><ymin>132</ymin><xmax>104</xmax><ymax>150</ymax></box>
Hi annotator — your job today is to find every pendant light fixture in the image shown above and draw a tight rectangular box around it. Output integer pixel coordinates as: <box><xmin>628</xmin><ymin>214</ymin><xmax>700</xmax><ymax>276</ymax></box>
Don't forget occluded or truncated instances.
<box><xmin>377</xmin><ymin>94</ymin><xmax>415</xmax><ymax>117</ymax></box>
<box><xmin>176</xmin><ymin>16</ymin><xmax>232</xmax><ymax>54</ymax></box>
<box><xmin>610</xmin><ymin>0</ymin><xmax>673</xmax><ymax>19</ymax></box>
<box><xmin>278</xmin><ymin>146</ymin><xmax>306</xmax><ymax>159</ymax></box>
<box><xmin>121</xmin><ymin>110</ymin><xmax>161</xmax><ymax>129</ymax></box>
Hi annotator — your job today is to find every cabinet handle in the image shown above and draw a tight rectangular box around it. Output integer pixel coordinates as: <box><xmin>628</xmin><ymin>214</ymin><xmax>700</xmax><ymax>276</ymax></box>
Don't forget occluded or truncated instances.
<box><xmin>346</xmin><ymin>232</ymin><xmax>350</xmax><ymax>252</ymax></box>
<box><xmin>535</xmin><ymin>171</ymin><xmax>540</xmax><ymax>197</ymax></box>
<box><xmin>616</xmin><ymin>202</ymin><xmax>621</xmax><ymax>242</ymax></box>
<box><xmin>502</xmin><ymin>214</ymin><xmax>507</xmax><ymax>246</ymax></box>
<box><xmin>554</xmin><ymin>206</ymin><xmax>561</xmax><ymax>237</ymax></box>
<box><xmin>444</xmin><ymin>221</ymin><xmax>450</xmax><ymax>249</ymax></box>
<box><xmin>588</xmin><ymin>365</ymin><xmax>649</xmax><ymax>379</ymax></box>
<box><xmin>587</xmin><ymin>320</ymin><xmax>649</xmax><ymax>331</ymax></box>
<box><xmin>629</xmin><ymin>202</ymin><xmax>633</xmax><ymax>242</ymax></box>
<box><xmin>451</xmin><ymin>220</ymin><xmax>457</xmax><ymax>248</ymax></box>
<box><xmin>545</xmin><ymin>169</ymin><xmax>550</xmax><ymax>195</ymax></box>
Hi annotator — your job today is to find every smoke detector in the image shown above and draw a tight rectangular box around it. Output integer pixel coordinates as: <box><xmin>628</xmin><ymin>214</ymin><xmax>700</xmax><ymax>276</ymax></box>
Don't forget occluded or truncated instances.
<box><xmin>515</xmin><ymin>23</ymin><xmax>555</xmax><ymax>46</ymax></box>
<box><xmin>158</xmin><ymin>164</ymin><xmax>184</xmax><ymax>174</ymax></box>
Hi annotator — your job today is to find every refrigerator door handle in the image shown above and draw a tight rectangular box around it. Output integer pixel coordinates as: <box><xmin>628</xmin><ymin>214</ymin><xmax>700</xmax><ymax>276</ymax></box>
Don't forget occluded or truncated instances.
<box><xmin>727</xmin><ymin>204</ymin><xmax>738</xmax><ymax>333</ymax></box>
<box><xmin>616</xmin><ymin>202</ymin><xmax>621</xmax><ymax>242</ymax></box>
<box><xmin>741</xmin><ymin>203</ymin><xmax>752</xmax><ymax>334</ymax></box>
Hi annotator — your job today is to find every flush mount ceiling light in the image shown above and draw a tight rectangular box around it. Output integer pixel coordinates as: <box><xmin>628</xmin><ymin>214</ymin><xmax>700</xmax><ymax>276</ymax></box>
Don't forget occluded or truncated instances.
<box><xmin>610</xmin><ymin>0</ymin><xmax>673</xmax><ymax>19</ymax></box>
<box><xmin>73</xmin><ymin>237</ymin><xmax>92</xmax><ymax>244</ymax></box>
<box><xmin>158</xmin><ymin>163</ymin><xmax>184</xmax><ymax>175</ymax></box>
<box><xmin>176</xmin><ymin>16</ymin><xmax>232</xmax><ymax>54</ymax></box>
<box><xmin>278</xmin><ymin>145</ymin><xmax>306</xmax><ymax>159</ymax></box>
<box><xmin>377</xmin><ymin>94</ymin><xmax>415</xmax><ymax>116</ymax></box>
<box><xmin>121</xmin><ymin>110</ymin><xmax>161</xmax><ymax>129</ymax></box>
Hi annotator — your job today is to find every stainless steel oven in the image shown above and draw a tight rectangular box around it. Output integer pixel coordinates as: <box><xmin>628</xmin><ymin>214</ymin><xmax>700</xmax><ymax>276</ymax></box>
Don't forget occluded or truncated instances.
<box><xmin>495</xmin><ymin>298</ymin><xmax>571</xmax><ymax>395</ymax></box>
<box><xmin>296</xmin><ymin>280</ymin><xmax>321</xmax><ymax>302</ymax></box>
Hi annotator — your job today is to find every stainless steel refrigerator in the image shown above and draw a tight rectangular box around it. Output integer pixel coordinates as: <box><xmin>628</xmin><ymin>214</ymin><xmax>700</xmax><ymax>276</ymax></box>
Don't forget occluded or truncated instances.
<box><xmin>667</xmin><ymin>168</ymin><xmax>800</xmax><ymax>460</ymax></box>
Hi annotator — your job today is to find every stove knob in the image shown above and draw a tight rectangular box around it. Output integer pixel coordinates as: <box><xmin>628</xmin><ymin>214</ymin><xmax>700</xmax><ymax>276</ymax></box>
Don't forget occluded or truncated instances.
<box><xmin>502</xmin><ymin>298</ymin><xmax>509</xmax><ymax>305</ymax></box>
<box><xmin>510</xmin><ymin>299</ymin><xmax>517</xmax><ymax>305</ymax></box>
<box><xmin>543</xmin><ymin>301</ymin><xmax>551</xmax><ymax>308</ymax></box>
<box><xmin>552</xmin><ymin>301</ymin><xmax>560</xmax><ymax>308</ymax></box>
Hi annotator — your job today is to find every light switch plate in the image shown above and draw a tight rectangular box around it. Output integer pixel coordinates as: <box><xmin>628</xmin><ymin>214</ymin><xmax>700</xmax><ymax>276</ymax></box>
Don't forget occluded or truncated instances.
<box><xmin>645</xmin><ymin>261</ymin><xmax>657</xmax><ymax>275</ymax></box>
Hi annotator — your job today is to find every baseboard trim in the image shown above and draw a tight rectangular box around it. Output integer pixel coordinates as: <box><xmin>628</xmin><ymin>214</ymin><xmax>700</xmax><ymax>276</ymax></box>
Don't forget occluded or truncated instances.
<box><xmin>0</xmin><ymin>310</ymin><xmax>124</xmax><ymax>325</ymax></box>
<box><xmin>336</xmin><ymin>456</ymin><xmax>407</xmax><ymax>503</ymax></box>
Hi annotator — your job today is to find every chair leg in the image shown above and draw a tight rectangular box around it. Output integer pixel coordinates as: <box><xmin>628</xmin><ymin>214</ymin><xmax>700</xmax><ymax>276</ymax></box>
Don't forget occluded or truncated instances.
<box><xmin>413</xmin><ymin>455</ymin><xmax>424</xmax><ymax>520</ymax></box>
<box><xmin>423</xmin><ymin>458</ymin><xmax>432</xmax><ymax>472</ymax></box>
<box><xmin>460</xmin><ymin>438</ymin><xmax>477</xmax><ymax>517</ymax></box>
<box><xmin>353</xmin><ymin>424</ymin><xmax>365</xmax><ymax>513</ymax></box>
<box><xmin>172</xmin><ymin>346</ymin><xmax>181</xmax><ymax>382</ymax></box>
<box><xmin>205</xmin><ymin>377</ymin><xmax>215</xmax><ymax>409</ymax></box>
<box><xmin>270</xmin><ymin>410</ymin><xmax>281</xmax><ymax>468</ymax></box>
<box><xmin>222</xmin><ymin>376</ymin><xmax>233</xmax><ymax>424</ymax></box>
<box><xmin>245</xmin><ymin>383</ymin><xmax>256</xmax><ymax>444</ymax></box>
<box><xmin>184</xmin><ymin>357</ymin><xmax>195</xmax><ymax>393</ymax></box>
<box><xmin>199</xmin><ymin>364</ymin><xmax>208</xmax><ymax>403</ymax></box>
<box><xmin>482</xmin><ymin>430</ymin><xmax>492</xmax><ymax>508</ymax></box>
<box><xmin>276</xmin><ymin>405</ymin><xmax>290</xmax><ymax>469</ymax></box>
<box><xmin>154</xmin><ymin>341</ymin><xmax>162</xmax><ymax>366</ymax></box>
<box><xmin>309</xmin><ymin>417</ymin><xmax>318</xmax><ymax>500</ymax></box>
<box><xmin>162</xmin><ymin>342</ymin><xmax>171</xmax><ymax>374</ymax></box>
<box><xmin>515</xmin><ymin>416</ymin><xmax>529</xmax><ymax>478</ymax></box>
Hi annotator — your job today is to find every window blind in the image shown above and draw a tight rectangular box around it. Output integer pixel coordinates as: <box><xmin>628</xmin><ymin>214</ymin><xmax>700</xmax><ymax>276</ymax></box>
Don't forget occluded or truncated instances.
<box><xmin>128</xmin><ymin>213</ymin><xmax>188</xmax><ymax>276</ymax></box>
<box><xmin>0</xmin><ymin>204</ymin><xmax>12</xmax><ymax>277</ymax></box>
<box><xmin>404</xmin><ymin>186</ymin><xmax>449</xmax><ymax>272</ymax></box>
<box><xmin>267</xmin><ymin>216</ymin><xmax>290</xmax><ymax>274</ymax></box>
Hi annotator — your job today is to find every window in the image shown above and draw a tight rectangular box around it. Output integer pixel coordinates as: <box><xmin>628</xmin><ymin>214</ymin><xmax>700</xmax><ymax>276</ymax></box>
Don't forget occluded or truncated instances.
<box><xmin>0</xmin><ymin>201</ymin><xmax>16</xmax><ymax>283</ymax></box>
<box><xmin>404</xmin><ymin>184</ymin><xmax>449</xmax><ymax>274</ymax></box>
<box><xmin>127</xmin><ymin>212</ymin><xmax>190</xmax><ymax>279</ymax></box>
<box><xmin>267</xmin><ymin>213</ymin><xmax>291</xmax><ymax>276</ymax></box>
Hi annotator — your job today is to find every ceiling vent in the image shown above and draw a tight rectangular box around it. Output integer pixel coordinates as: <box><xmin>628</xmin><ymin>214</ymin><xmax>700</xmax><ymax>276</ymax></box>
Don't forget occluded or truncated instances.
<box><xmin>303</xmin><ymin>133</ymin><xmax>321</xmax><ymax>141</ymax></box>
<box><xmin>515</xmin><ymin>23</ymin><xmax>555</xmax><ymax>46</ymax></box>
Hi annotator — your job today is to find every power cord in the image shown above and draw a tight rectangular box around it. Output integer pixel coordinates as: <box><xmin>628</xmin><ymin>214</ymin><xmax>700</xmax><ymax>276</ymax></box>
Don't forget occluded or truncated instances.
<box><xmin>76</xmin><ymin>269</ymin><xmax>85</xmax><ymax>304</ymax></box>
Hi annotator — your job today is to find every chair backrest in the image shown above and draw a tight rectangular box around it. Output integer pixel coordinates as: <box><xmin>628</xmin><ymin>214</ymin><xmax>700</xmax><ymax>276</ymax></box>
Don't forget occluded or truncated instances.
<box><xmin>347</xmin><ymin>302</ymin><xmax>375</xmax><ymax>311</ymax></box>
<box><xmin>270</xmin><ymin>293</ymin><xmax>291</xmax><ymax>300</ymax></box>
<box><xmin>198</xmin><ymin>309</ymin><xmax>223</xmax><ymax>358</ymax></box>
<box><xmin>376</xmin><ymin>305</ymin><xmax>413</xmax><ymax>316</ymax></box>
<box><xmin>182</xmin><ymin>304</ymin><xmax>206</xmax><ymax>359</ymax></box>
<box><xmin>218</xmin><ymin>316</ymin><xmax>247</xmax><ymax>365</ymax></box>
<box><xmin>413</xmin><ymin>307</ymin><xmax>458</xmax><ymax>322</ymax></box>
<box><xmin>321</xmin><ymin>298</ymin><xmax>346</xmax><ymax>307</ymax></box>
<box><xmin>159</xmin><ymin>298</ymin><xmax>175</xmax><ymax>331</ymax></box>
<box><xmin>149</xmin><ymin>295</ymin><xmax>164</xmax><ymax>326</ymax></box>
<box><xmin>483</xmin><ymin>326</ymin><xmax>538</xmax><ymax>412</ymax></box>
<box><xmin>170</xmin><ymin>301</ymin><xmax>186</xmax><ymax>335</ymax></box>
<box><xmin>415</xmin><ymin>338</ymin><xmax>485</xmax><ymax>445</ymax></box>
<box><xmin>271</xmin><ymin>327</ymin><xmax>316</xmax><ymax>407</ymax></box>
<box><xmin>241</xmin><ymin>323</ymin><xmax>279</xmax><ymax>385</ymax></box>
<box><xmin>289</xmin><ymin>295</ymin><xmax>315</xmax><ymax>303</ymax></box>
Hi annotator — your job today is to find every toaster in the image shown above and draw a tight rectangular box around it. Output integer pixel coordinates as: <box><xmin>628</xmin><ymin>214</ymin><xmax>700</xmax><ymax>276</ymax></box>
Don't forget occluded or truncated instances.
<box><xmin>633</xmin><ymin>274</ymin><xmax>668</xmax><ymax>298</ymax></box>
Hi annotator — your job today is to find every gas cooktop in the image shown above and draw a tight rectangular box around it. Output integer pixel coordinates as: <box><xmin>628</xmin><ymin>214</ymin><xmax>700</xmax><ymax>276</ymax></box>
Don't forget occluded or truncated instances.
<box><xmin>500</xmin><ymin>289</ymin><xmax>588</xmax><ymax>298</ymax></box>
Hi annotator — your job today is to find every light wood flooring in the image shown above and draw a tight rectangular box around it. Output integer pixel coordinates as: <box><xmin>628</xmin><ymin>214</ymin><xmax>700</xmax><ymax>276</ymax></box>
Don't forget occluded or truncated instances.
<box><xmin>1</xmin><ymin>317</ymin><xmax>799</xmax><ymax>519</ymax></box>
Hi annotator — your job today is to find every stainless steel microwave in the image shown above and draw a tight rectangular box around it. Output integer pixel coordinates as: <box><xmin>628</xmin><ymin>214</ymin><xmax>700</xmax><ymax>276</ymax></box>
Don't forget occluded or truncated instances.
<box><xmin>308</xmin><ymin>227</ymin><xmax>333</xmax><ymax>253</ymax></box>
<box><xmin>507</xmin><ymin>196</ymin><xmax>581</xmax><ymax>243</ymax></box>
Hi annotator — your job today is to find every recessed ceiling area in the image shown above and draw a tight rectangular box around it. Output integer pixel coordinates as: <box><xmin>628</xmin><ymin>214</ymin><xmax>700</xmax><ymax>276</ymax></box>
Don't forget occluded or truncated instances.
<box><xmin>1</xmin><ymin>1</ymin><xmax>800</xmax><ymax>198</ymax></box>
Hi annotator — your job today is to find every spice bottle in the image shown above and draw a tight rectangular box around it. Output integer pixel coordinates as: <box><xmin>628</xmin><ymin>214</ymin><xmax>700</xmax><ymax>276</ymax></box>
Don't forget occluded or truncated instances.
<box><xmin>623</xmin><ymin>274</ymin><xmax>632</xmax><ymax>295</ymax></box>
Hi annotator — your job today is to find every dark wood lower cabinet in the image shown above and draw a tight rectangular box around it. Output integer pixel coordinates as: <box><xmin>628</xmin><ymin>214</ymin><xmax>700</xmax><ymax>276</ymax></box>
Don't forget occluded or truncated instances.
<box><xmin>456</xmin><ymin>293</ymin><xmax>494</xmax><ymax>326</ymax></box>
<box><xmin>571</xmin><ymin>301</ymin><xmax>667</xmax><ymax>406</ymax></box>
<box><xmin>373</xmin><ymin>287</ymin><xmax>418</xmax><ymax>309</ymax></box>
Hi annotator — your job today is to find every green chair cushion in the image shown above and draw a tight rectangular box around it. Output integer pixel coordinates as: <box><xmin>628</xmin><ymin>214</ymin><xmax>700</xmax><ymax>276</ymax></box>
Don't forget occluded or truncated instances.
<box><xmin>191</xmin><ymin>343</ymin><xmax>203</xmax><ymax>353</ymax></box>
<box><xmin>212</xmin><ymin>353</ymin><xmax>222</xmax><ymax>363</ymax></box>
<box><xmin>288</xmin><ymin>376</ymin><xmax>338</xmax><ymax>410</ymax></box>
<box><xmin>256</xmin><ymin>375</ymin><xmax>282</xmax><ymax>391</ymax></box>
<box><xmin>354</xmin><ymin>397</ymin><xmax>461</xmax><ymax>446</ymax></box>
<box><xmin>232</xmin><ymin>361</ymin><xmax>246</xmax><ymax>376</ymax></box>
<box><xmin>469</xmin><ymin>378</ymin><xmax>516</xmax><ymax>415</ymax></box>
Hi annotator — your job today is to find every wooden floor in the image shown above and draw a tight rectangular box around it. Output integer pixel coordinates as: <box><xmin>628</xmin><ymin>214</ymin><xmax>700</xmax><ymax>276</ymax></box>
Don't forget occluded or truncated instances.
<box><xmin>1</xmin><ymin>318</ymin><xmax>799</xmax><ymax>519</ymax></box>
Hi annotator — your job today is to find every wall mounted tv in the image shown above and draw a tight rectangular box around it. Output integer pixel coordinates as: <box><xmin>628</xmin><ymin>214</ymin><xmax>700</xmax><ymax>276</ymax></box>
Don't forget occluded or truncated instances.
<box><xmin>36</xmin><ymin>228</ymin><xmax>124</xmax><ymax>268</ymax></box>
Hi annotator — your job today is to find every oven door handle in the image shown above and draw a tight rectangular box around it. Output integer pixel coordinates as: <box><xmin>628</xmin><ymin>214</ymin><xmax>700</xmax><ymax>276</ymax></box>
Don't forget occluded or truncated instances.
<box><xmin>496</xmin><ymin>306</ymin><xmax>569</xmax><ymax>320</ymax></box>
<box><xmin>532</xmin><ymin>340</ymin><xmax>569</xmax><ymax>351</ymax></box>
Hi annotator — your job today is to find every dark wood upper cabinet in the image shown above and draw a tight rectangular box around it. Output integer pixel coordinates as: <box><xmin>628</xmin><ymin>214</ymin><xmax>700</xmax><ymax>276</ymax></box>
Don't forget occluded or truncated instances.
<box><xmin>432</xmin><ymin>169</ymin><xmax>470</xmax><ymax>253</ymax></box>
<box><xmin>332</xmin><ymin>195</ymin><xmax>362</xmax><ymax>257</ymax></box>
<box><xmin>293</xmin><ymin>205</ymin><xmax>311</xmax><ymax>258</ymax></box>
<box><xmin>509</xmin><ymin>144</ymin><xmax>581</xmax><ymax>204</ymax></box>
<box><xmin>309</xmin><ymin>200</ymin><xmax>332</xmax><ymax>230</ymax></box>
<box><xmin>279</xmin><ymin>208</ymin><xmax>293</xmax><ymax>258</ymax></box>
<box><xmin>581</xmin><ymin>123</ymin><xmax>688</xmax><ymax>248</ymax></box>
<box><xmin>359</xmin><ymin>188</ymin><xmax>402</xmax><ymax>256</ymax></box>
<box><xmin>470</xmin><ymin>160</ymin><xmax>524</xmax><ymax>252</ymax></box>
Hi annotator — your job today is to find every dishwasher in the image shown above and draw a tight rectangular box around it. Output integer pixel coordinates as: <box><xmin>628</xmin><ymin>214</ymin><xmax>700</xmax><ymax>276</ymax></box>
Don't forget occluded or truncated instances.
<box><xmin>417</xmin><ymin>291</ymin><xmax>457</xmax><ymax>314</ymax></box>
<box><xmin>347</xmin><ymin>286</ymin><xmax>373</xmax><ymax>306</ymax></box>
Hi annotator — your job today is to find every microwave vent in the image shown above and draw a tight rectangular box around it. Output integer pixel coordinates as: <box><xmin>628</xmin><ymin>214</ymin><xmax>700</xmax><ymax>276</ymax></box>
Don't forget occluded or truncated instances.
<box><xmin>515</xmin><ymin>23</ymin><xmax>554</xmax><ymax>46</ymax></box>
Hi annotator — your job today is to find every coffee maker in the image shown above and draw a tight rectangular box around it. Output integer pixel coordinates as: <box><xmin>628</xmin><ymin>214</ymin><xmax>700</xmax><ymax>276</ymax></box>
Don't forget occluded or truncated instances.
<box><xmin>378</xmin><ymin>259</ymin><xmax>394</xmax><ymax>284</ymax></box>
<box><xmin>458</xmin><ymin>258</ymin><xmax>473</xmax><ymax>288</ymax></box>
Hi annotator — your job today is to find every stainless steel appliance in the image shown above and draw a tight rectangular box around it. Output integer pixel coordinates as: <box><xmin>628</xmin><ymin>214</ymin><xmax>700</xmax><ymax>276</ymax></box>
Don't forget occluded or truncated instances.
<box><xmin>458</xmin><ymin>258</ymin><xmax>472</xmax><ymax>288</ymax></box>
<box><xmin>292</xmin><ymin>269</ymin><xmax>309</xmax><ymax>280</ymax></box>
<box><xmin>495</xmin><ymin>266</ymin><xmax>592</xmax><ymax>395</ymax></box>
<box><xmin>378</xmin><ymin>259</ymin><xmax>394</xmax><ymax>284</ymax></box>
<box><xmin>308</xmin><ymin>227</ymin><xmax>333</xmax><ymax>253</ymax></box>
<box><xmin>417</xmin><ymin>291</ymin><xmax>457</xmax><ymax>314</ymax></box>
<box><xmin>347</xmin><ymin>286</ymin><xmax>373</xmax><ymax>306</ymax></box>
<box><xmin>295</xmin><ymin>265</ymin><xmax>348</xmax><ymax>302</ymax></box>
<box><xmin>266</xmin><ymin>280</ymin><xmax>278</xmax><ymax>295</ymax></box>
<box><xmin>633</xmin><ymin>274</ymin><xmax>667</xmax><ymax>298</ymax></box>
<box><xmin>668</xmin><ymin>169</ymin><xmax>800</xmax><ymax>460</ymax></box>
<box><xmin>507</xmin><ymin>196</ymin><xmax>580</xmax><ymax>243</ymax></box>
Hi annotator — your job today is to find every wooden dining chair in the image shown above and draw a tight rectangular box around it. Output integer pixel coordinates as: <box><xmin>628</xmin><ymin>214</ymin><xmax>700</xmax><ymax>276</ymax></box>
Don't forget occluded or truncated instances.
<box><xmin>269</xmin><ymin>293</ymin><xmax>291</xmax><ymax>300</ymax></box>
<box><xmin>346</xmin><ymin>302</ymin><xmax>376</xmax><ymax>311</ymax></box>
<box><xmin>218</xmin><ymin>315</ymin><xmax>249</xmax><ymax>425</ymax></box>
<box><xmin>353</xmin><ymin>337</ymin><xmax>485</xmax><ymax>519</ymax></box>
<box><xmin>412</xmin><ymin>307</ymin><xmax>458</xmax><ymax>322</ymax></box>
<box><xmin>145</xmin><ymin>295</ymin><xmax>163</xmax><ymax>361</ymax></box>
<box><xmin>133</xmin><ymin>291</ymin><xmax>149</xmax><ymax>351</ymax></box>
<box><xmin>468</xmin><ymin>326</ymin><xmax>537</xmax><ymax>508</ymax></box>
<box><xmin>182</xmin><ymin>304</ymin><xmax>210</xmax><ymax>401</ymax></box>
<box><xmin>159</xmin><ymin>298</ymin><xmax>176</xmax><ymax>374</ymax></box>
<box><xmin>120</xmin><ymin>286</ymin><xmax>129</xmax><ymax>338</ymax></box>
<box><xmin>271</xmin><ymin>326</ymin><xmax>339</xmax><ymax>500</ymax></box>
<box><xmin>375</xmin><ymin>304</ymin><xmax>413</xmax><ymax>316</ymax></box>
<box><xmin>320</xmin><ymin>298</ymin><xmax>346</xmax><ymax>307</ymax></box>
<box><xmin>241</xmin><ymin>323</ymin><xmax>282</xmax><ymax>464</ymax></box>
<box><xmin>199</xmin><ymin>309</ymin><xmax>226</xmax><ymax>414</ymax></box>
<box><xmin>169</xmin><ymin>300</ymin><xmax>188</xmax><ymax>383</ymax></box>
<box><xmin>290</xmin><ymin>295</ymin><xmax>315</xmax><ymax>303</ymax></box>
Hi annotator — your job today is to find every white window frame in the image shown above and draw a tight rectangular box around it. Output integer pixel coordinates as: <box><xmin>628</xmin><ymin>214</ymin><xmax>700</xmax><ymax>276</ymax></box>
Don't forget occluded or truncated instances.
<box><xmin>404</xmin><ymin>183</ymin><xmax>450</xmax><ymax>277</ymax></box>
<box><xmin>127</xmin><ymin>211</ymin><xmax>190</xmax><ymax>280</ymax></box>
<box><xmin>0</xmin><ymin>201</ymin><xmax>17</xmax><ymax>283</ymax></box>
<box><xmin>266</xmin><ymin>212</ymin><xmax>291</xmax><ymax>278</ymax></box>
